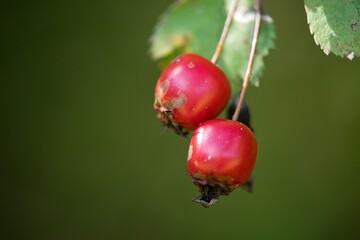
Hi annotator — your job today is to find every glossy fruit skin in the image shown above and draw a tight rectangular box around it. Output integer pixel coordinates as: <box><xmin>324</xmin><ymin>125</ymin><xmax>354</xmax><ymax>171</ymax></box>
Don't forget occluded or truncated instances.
<box><xmin>187</xmin><ymin>119</ymin><xmax>258</xmax><ymax>189</ymax></box>
<box><xmin>154</xmin><ymin>53</ymin><xmax>231</xmax><ymax>131</ymax></box>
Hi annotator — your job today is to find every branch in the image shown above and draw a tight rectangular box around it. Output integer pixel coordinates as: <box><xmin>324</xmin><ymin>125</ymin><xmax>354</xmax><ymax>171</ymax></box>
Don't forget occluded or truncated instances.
<box><xmin>211</xmin><ymin>0</ymin><xmax>238</xmax><ymax>64</ymax></box>
<box><xmin>232</xmin><ymin>0</ymin><xmax>262</xmax><ymax>122</ymax></box>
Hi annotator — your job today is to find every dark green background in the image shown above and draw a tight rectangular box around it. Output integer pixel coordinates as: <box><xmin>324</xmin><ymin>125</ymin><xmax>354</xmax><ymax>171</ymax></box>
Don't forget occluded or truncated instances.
<box><xmin>2</xmin><ymin>1</ymin><xmax>360</xmax><ymax>239</ymax></box>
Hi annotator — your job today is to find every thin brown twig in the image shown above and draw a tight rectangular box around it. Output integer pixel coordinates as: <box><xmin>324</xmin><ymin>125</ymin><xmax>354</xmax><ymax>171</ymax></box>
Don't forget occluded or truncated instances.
<box><xmin>232</xmin><ymin>0</ymin><xmax>262</xmax><ymax>122</ymax></box>
<box><xmin>211</xmin><ymin>0</ymin><xmax>238</xmax><ymax>64</ymax></box>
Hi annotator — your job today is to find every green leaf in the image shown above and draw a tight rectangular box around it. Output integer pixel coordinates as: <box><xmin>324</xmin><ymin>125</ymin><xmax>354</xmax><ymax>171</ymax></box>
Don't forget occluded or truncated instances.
<box><xmin>222</xmin><ymin>0</ymin><xmax>276</xmax><ymax>88</ymax></box>
<box><xmin>150</xmin><ymin>0</ymin><xmax>224</xmax><ymax>62</ymax></box>
<box><xmin>149</xmin><ymin>0</ymin><xmax>276</xmax><ymax>92</ymax></box>
<box><xmin>304</xmin><ymin>0</ymin><xmax>360</xmax><ymax>60</ymax></box>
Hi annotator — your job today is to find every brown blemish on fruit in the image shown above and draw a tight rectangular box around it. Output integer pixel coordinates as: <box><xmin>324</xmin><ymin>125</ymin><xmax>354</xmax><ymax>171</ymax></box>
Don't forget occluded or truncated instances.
<box><xmin>211</xmin><ymin>176</ymin><xmax>234</xmax><ymax>187</ymax></box>
<box><xmin>159</xmin><ymin>79</ymin><xmax>169</xmax><ymax>95</ymax></box>
<box><xmin>192</xmin><ymin>173</ymin><xmax>206</xmax><ymax>181</ymax></box>
<box><xmin>187</xmin><ymin>61</ymin><xmax>195</xmax><ymax>69</ymax></box>
<box><xmin>171</xmin><ymin>94</ymin><xmax>186</xmax><ymax>108</ymax></box>
<box><xmin>162</xmin><ymin>101</ymin><xmax>172</xmax><ymax>110</ymax></box>
<box><xmin>153</xmin><ymin>98</ymin><xmax>161</xmax><ymax>111</ymax></box>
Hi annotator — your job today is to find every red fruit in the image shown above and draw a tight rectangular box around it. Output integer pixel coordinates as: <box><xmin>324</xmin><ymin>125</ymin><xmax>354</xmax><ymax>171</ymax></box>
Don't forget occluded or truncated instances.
<box><xmin>154</xmin><ymin>53</ymin><xmax>231</xmax><ymax>134</ymax></box>
<box><xmin>186</xmin><ymin>119</ymin><xmax>258</xmax><ymax>207</ymax></box>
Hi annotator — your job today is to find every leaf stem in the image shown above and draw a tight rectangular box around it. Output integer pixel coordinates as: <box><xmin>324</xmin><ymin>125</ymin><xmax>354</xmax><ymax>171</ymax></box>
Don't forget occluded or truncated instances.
<box><xmin>211</xmin><ymin>0</ymin><xmax>238</xmax><ymax>64</ymax></box>
<box><xmin>232</xmin><ymin>0</ymin><xmax>262</xmax><ymax>122</ymax></box>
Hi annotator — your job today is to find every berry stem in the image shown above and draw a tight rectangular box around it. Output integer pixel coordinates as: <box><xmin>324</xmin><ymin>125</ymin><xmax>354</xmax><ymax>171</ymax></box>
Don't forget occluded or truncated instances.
<box><xmin>211</xmin><ymin>0</ymin><xmax>238</xmax><ymax>64</ymax></box>
<box><xmin>232</xmin><ymin>0</ymin><xmax>262</xmax><ymax>122</ymax></box>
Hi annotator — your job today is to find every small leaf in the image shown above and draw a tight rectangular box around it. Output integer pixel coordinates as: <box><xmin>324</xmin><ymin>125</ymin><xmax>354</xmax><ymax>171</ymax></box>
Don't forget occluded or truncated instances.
<box><xmin>304</xmin><ymin>0</ymin><xmax>360</xmax><ymax>60</ymax></box>
<box><xmin>149</xmin><ymin>0</ymin><xmax>276</xmax><ymax>93</ymax></box>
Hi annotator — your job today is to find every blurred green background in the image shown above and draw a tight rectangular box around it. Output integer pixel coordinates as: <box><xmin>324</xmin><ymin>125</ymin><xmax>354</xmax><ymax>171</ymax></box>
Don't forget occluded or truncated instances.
<box><xmin>2</xmin><ymin>0</ymin><xmax>360</xmax><ymax>239</ymax></box>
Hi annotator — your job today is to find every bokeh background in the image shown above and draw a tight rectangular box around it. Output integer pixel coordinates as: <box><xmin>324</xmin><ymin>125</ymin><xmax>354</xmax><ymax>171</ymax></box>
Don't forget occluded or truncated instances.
<box><xmin>2</xmin><ymin>0</ymin><xmax>360</xmax><ymax>239</ymax></box>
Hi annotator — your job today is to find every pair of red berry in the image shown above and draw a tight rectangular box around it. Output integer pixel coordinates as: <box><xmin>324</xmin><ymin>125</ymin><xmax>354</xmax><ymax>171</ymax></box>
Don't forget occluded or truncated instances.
<box><xmin>154</xmin><ymin>53</ymin><xmax>258</xmax><ymax>207</ymax></box>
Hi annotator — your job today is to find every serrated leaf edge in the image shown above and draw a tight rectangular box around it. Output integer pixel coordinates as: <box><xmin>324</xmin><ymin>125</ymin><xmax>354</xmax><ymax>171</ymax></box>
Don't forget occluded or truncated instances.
<box><xmin>304</xmin><ymin>4</ymin><xmax>357</xmax><ymax>60</ymax></box>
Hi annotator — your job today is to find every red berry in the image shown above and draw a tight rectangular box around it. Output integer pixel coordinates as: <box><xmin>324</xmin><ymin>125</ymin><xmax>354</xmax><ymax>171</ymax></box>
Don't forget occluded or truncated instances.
<box><xmin>154</xmin><ymin>53</ymin><xmax>231</xmax><ymax>134</ymax></box>
<box><xmin>186</xmin><ymin>119</ymin><xmax>258</xmax><ymax>207</ymax></box>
